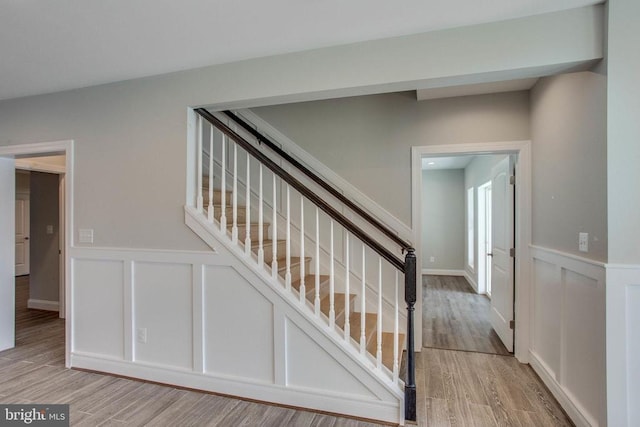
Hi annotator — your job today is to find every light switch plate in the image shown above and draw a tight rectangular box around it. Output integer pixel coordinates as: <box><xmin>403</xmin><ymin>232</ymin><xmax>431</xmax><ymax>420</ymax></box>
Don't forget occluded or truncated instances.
<box><xmin>579</xmin><ymin>232</ymin><xmax>589</xmax><ymax>252</ymax></box>
<box><xmin>79</xmin><ymin>229</ymin><xmax>94</xmax><ymax>244</ymax></box>
<box><xmin>46</xmin><ymin>225</ymin><xmax>54</xmax><ymax>234</ymax></box>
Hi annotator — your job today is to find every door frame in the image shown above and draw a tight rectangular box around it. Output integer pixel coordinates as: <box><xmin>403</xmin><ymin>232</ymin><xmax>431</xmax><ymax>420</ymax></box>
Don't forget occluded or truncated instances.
<box><xmin>0</xmin><ymin>140</ymin><xmax>74</xmax><ymax>367</ymax></box>
<box><xmin>411</xmin><ymin>140</ymin><xmax>531</xmax><ymax>363</ymax></box>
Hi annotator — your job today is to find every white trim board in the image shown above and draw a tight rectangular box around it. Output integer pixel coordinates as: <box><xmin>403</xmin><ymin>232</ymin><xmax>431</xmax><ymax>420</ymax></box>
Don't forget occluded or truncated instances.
<box><xmin>421</xmin><ymin>269</ymin><xmax>465</xmax><ymax>276</ymax></box>
<box><xmin>411</xmin><ymin>140</ymin><xmax>532</xmax><ymax>362</ymax></box>
<box><xmin>27</xmin><ymin>299</ymin><xmax>59</xmax><ymax>312</ymax></box>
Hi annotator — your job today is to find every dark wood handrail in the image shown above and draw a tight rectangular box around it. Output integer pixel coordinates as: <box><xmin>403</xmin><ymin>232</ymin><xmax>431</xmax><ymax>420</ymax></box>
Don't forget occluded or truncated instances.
<box><xmin>195</xmin><ymin>108</ymin><xmax>405</xmax><ymax>271</ymax></box>
<box><xmin>221</xmin><ymin>110</ymin><xmax>413</xmax><ymax>252</ymax></box>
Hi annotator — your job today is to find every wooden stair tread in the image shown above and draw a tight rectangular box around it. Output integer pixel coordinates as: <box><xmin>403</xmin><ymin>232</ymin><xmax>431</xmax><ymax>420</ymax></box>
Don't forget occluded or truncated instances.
<box><xmin>291</xmin><ymin>275</ymin><xmax>330</xmax><ymax>303</ymax></box>
<box><xmin>348</xmin><ymin>312</ymin><xmax>378</xmax><ymax>342</ymax></box>
<box><xmin>252</xmin><ymin>239</ymin><xmax>285</xmax><ymax>248</ymax></box>
<box><xmin>319</xmin><ymin>293</ymin><xmax>356</xmax><ymax>321</ymax></box>
<box><xmin>367</xmin><ymin>332</ymin><xmax>405</xmax><ymax>371</ymax></box>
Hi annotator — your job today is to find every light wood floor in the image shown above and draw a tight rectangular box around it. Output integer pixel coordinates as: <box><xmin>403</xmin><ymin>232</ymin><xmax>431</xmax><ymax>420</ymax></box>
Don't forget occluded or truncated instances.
<box><xmin>1</xmin><ymin>276</ymin><xmax>572</xmax><ymax>426</ymax></box>
<box><xmin>422</xmin><ymin>275</ymin><xmax>510</xmax><ymax>356</ymax></box>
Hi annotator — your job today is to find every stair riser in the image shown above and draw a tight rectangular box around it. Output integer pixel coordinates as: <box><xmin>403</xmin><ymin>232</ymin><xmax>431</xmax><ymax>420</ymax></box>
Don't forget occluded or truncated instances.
<box><xmin>255</xmin><ymin>241</ymin><xmax>286</xmax><ymax>261</ymax></box>
<box><xmin>203</xmin><ymin>190</ymin><xmax>231</xmax><ymax>205</ymax></box>
<box><xmin>230</xmin><ymin>224</ymin><xmax>269</xmax><ymax>242</ymax></box>
<box><xmin>279</xmin><ymin>259</ymin><xmax>311</xmax><ymax>281</ymax></box>
<box><xmin>206</xmin><ymin>206</ymin><xmax>248</xmax><ymax>223</ymax></box>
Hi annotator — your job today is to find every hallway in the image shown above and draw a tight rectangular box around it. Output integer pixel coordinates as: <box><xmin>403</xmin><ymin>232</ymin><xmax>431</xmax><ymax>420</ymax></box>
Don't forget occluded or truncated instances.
<box><xmin>423</xmin><ymin>275</ymin><xmax>509</xmax><ymax>355</ymax></box>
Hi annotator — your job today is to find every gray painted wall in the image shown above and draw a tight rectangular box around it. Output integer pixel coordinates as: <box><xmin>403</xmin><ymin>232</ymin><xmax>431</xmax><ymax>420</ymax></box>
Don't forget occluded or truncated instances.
<box><xmin>253</xmin><ymin>91</ymin><xmax>530</xmax><ymax>225</ymax></box>
<box><xmin>15</xmin><ymin>171</ymin><xmax>30</xmax><ymax>194</ymax></box>
<box><xmin>421</xmin><ymin>169</ymin><xmax>465</xmax><ymax>270</ymax></box>
<box><xmin>0</xmin><ymin>6</ymin><xmax>600</xmax><ymax>251</ymax></box>
<box><xmin>29</xmin><ymin>172</ymin><xmax>60</xmax><ymax>303</ymax></box>
<box><xmin>531</xmin><ymin>71</ymin><xmax>607</xmax><ymax>262</ymax></box>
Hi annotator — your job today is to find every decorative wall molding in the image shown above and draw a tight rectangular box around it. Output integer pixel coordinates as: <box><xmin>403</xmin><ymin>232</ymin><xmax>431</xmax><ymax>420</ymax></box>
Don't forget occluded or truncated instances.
<box><xmin>530</xmin><ymin>245</ymin><xmax>606</xmax><ymax>427</ymax></box>
<box><xmin>605</xmin><ymin>264</ymin><xmax>640</xmax><ymax>427</ymax></box>
<box><xmin>27</xmin><ymin>299</ymin><xmax>59</xmax><ymax>312</ymax></box>
<box><xmin>70</xmin><ymin>245</ymin><xmax>403</xmax><ymax>424</ymax></box>
<box><xmin>421</xmin><ymin>268</ymin><xmax>465</xmax><ymax>276</ymax></box>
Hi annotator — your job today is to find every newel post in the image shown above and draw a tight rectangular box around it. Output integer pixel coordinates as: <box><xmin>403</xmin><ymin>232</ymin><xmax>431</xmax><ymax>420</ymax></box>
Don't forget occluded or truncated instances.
<box><xmin>404</xmin><ymin>248</ymin><xmax>417</xmax><ymax>421</ymax></box>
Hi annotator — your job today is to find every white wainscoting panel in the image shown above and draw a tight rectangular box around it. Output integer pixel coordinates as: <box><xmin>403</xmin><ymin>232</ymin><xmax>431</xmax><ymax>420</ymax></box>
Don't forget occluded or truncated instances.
<box><xmin>532</xmin><ymin>257</ymin><xmax>561</xmax><ymax>378</ymax></box>
<box><xmin>69</xmin><ymin>246</ymin><xmax>402</xmax><ymax>424</ymax></box>
<box><xmin>605</xmin><ymin>265</ymin><xmax>640</xmax><ymax>427</ymax></box>
<box><xmin>626</xmin><ymin>284</ymin><xmax>640</xmax><ymax>426</ymax></box>
<box><xmin>285</xmin><ymin>319</ymin><xmax>373</xmax><ymax>398</ymax></box>
<box><xmin>134</xmin><ymin>262</ymin><xmax>193</xmax><ymax>370</ymax></box>
<box><xmin>204</xmin><ymin>265</ymin><xmax>274</xmax><ymax>383</ymax></box>
<box><xmin>73</xmin><ymin>259</ymin><xmax>124</xmax><ymax>359</ymax></box>
<box><xmin>530</xmin><ymin>245</ymin><xmax>605</xmax><ymax>427</ymax></box>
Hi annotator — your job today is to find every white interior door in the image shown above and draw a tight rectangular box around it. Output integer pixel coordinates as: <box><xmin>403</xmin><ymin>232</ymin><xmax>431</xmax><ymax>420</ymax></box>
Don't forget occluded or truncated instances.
<box><xmin>490</xmin><ymin>156</ymin><xmax>515</xmax><ymax>352</ymax></box>
<box><xmin>15</xmin><ymin>194</ymin><xmax>30</xmax><ymax>276</ymax></box>
<box><xmin>0</xmin><ymin>157</ymin><xmax>16</xmax><ymax>351</ymax></box>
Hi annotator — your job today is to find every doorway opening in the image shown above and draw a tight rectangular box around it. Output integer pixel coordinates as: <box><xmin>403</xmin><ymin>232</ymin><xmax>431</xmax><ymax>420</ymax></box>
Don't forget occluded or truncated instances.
<box><xmin>15</xmin><ymin>156</ymin><xmax>67</xmax><ymax>318</ymax></box>
<box><xmin>478</xmin><ymin>180</ymin><xmax>492</xmax><ymax>297</ymax></box>
<box><xmin>0</xmin><ymin>140</ymin><xmax>73</xmax><ymax>368</ymax></box>
<box><xmin>412</xmin><ymin>141</ymin><xmax>531</xmax><ymax>362</ymax></box>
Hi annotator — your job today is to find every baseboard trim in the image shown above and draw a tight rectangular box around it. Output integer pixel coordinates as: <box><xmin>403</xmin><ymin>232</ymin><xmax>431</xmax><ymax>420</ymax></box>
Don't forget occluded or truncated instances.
<box><xmin>27</xmin><ymin>298</ymin><xmax>59</xmax><ymax>312</ymax></box>
<box><xmin>421</xmin><ymin>269</ymin><xmax>465</xmax><ymax>276</ymax></box>
<box><xmin>463</xmin><ymin>271</ymin><xmax>479</xmax><ymax>293</ymax></box>
<box><xmin>70</xmin><ymin>352</ymin><xmax>400</xmax><ymax>424</ymax></box>
<box><xmin>529</xmin><ymin>350</ymin><xmax>596</xmax><ymax>427</ymax></box>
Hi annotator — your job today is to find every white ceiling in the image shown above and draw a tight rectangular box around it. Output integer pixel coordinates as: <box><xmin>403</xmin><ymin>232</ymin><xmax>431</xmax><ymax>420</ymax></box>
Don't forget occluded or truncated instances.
<box><xmin>422</xmin><ymin>156</ymin><xmax>475</xmax><ymax>170</ymax></box>
<box><xmin>0</xmin><ymin>0</ymin><xmax>599</xmax><ymax>102</ymax></box>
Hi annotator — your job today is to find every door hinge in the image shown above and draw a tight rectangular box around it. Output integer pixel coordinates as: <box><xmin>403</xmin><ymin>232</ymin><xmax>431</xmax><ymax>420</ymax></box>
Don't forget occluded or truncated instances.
<box><xmin>510</xmin><ymin>248</ymin><xmax>516</xmax><ymax>257</ymax></box>
<box><xmin>509</xmin><ymin>320</ymin><xmax>515</xmax><ymax>330</ymax></box>
<box><xmin>509</xmin><ymin>175</ymin><xmax>516</xmax><ymax>185</ymax></box>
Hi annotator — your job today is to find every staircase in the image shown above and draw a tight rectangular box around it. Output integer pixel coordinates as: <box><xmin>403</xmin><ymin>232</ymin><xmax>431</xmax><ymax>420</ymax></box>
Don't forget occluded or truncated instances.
<box><xmin>203</xmin><ymin>185</ymin><xmax>405</xmax><ymax>372</ymax></box>
<box><xmin>186</xmin><ymin>108</ymin><xmax>418</xmax><ymax>422</ymax></box>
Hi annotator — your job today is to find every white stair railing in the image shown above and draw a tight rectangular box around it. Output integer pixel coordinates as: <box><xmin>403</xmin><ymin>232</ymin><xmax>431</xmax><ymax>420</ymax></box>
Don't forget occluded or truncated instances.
<box><xmin>191</xmin><ymin>108</ymin><xmax>415</xmax><ymax>401</ymax></box>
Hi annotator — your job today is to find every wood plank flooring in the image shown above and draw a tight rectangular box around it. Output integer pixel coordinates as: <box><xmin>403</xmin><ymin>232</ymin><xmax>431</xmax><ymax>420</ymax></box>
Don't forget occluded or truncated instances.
<box><xmin>422</xmin><ymin>275</ymin><xmax>510</xmax><ymax>355</ymax></box>
<box><xmin>416</xmin><ymin>348</ymin><xmax>573</xmax><ymax>426</ymax></box>
<box><xmin>2</xmin><ymin>276</ymin><xmax>572</xmax><ymax>426</ymax></box>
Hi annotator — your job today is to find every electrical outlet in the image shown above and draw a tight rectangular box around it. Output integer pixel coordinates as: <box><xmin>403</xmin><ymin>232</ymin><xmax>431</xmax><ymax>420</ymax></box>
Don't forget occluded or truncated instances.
<box><xmin>137</xmin><ymin>328</ymin><xmax>147</xmax><ymax>344</ymax></box>
<box><xmin>579</xmin><ymin>232</ymin><xmax>589</xmax><ymax>252</ymax></box>
<box><xmin>430</xmin><ymin>256</ymin><xmax>435</xmax><ymax>263</ymax></box>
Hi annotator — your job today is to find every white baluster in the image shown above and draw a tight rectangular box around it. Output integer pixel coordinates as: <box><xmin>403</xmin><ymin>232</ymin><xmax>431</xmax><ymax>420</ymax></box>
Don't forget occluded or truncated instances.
<box><xmin>244</xmin><ymin>152</ymin><xmax>251</xmax><ymax>255</ymax></box>
<box><xmin>299</xmin><ymin>197</ymin><xmax>305</xmax><ymax>304</ymax></box>
<box><xmin>377</xmin><ymin>257</ymin><xmax>383</xmax><ymax>369</ymax></box>
<box><xmin>257</xmin><ymin>164</ymin><xmax>264</xmax><ymax>267</ymax></box>
<box><xmin>219</xmin><ymin>135</ymin><xmax>227</xmax><ymax>232</ymax></box>
<box><xmin>271</xmin><ymin>173</ymin><xmax>278</xmax><ymax>280</ymax></box>
<box><xmin>344</xmin><ymin>233</ymin><xmax>350</xmax><ymax>342</ymax></box>
<box><xmin>393</xmin><ymin>270</ymin><xmax>399</xmax><ymax>383</ymax></box>
<box><xmin>314</xmin><ymin>207</ymin><xmax>320</xmax><ymax>316</ymax></box>
<box><xmin>196</xmin><ymin>115</ymin><xmax>203</xmax><ymax>212</ymax></box>
<box><xmin>285</xmin><ymin>185</ymin><xmax>291</xmax><ymax>290</ymax></box>
<box><xmin>329</xmin><ymin>219</ymin><xmax>335</xmax><ymax>328</ymax></box>
<box><xmin>208</xmin><ymin>125</ymin><xmax>214</xmax><ymax>222</ymax></box>
<box><xmin>360</xmin><ymin>245</ymin><xmax>366</xmax><ymax>355</ymax></box>
<box><xmin>231</xmin><ymin>142</ymin><xmax>238</xmax><ymax>243</ymax></box>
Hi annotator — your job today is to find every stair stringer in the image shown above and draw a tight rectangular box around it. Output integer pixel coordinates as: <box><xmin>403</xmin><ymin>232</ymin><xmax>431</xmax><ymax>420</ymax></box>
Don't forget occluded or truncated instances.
<box><xmin>185</xmin><ymin>205</ymin><xmax>404</xmax><ymax>424</ymax></box>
